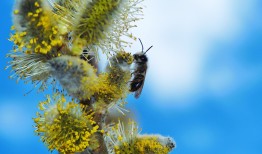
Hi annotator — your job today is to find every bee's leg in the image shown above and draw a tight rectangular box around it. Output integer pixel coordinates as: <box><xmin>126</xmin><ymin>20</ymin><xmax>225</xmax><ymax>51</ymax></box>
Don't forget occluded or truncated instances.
<box><xmin>133</xmin><ymin>74</ymin><xmax>144</xmax><ymax>81</ymax></box>
<box><xmin>131</xmin><ymin>69</ymin><xmax>140</xmax><ymax>75</ymax></box>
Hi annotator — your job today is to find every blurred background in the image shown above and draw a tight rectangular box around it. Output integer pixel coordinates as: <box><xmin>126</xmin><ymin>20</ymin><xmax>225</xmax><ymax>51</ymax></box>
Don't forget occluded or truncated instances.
<box><xmin>1</xmin><ymin>0</ymin><xmax>262</xmax><ymax>153</ymax></box>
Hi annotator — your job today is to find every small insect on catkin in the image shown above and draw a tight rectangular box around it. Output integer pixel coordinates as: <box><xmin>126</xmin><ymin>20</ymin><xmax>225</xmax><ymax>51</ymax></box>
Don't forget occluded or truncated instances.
<box><xmin>130</xmin><ymin>39</ymin><xmax>153</xmax><ymax>98</ymax></box>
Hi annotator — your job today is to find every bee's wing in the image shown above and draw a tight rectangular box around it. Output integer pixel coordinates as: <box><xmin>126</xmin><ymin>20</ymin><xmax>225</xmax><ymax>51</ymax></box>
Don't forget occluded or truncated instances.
<box><xmin>135</xmin><ymin>70</ymin><xmax>147</xmax><ymax>99</ymax></box>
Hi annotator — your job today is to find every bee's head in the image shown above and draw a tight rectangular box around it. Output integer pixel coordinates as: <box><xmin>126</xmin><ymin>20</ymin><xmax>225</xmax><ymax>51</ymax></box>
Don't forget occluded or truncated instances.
<box><xmin>133</xmin><ymin>53</ymin><xmax>148</xmax><ymax>63</ymax></box>
<box><xmin>133</xmin><ymin>38</ymin><xmax>152</xmax><ymax>63</ymax></box>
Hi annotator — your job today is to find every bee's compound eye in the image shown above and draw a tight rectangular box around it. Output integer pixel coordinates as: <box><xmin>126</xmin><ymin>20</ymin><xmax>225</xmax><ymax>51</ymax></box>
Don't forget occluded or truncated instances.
<box><xmin>140</xmin><ymin>55</ymin><xmax>148</xmax><ymax>62</ymax></box>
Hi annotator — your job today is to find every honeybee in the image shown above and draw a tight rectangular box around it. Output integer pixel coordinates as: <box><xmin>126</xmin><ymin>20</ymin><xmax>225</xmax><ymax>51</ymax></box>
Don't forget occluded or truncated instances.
<box><xmin>130</xmin><ymin>39</ymin><xmax>153</xmax><ymax>98</ymax></box>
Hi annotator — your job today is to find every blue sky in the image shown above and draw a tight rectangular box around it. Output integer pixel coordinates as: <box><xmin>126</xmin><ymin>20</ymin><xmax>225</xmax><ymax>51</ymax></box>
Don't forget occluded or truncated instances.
<box><xmin>1</xmin><ymin>0</ymin><xmax>262</xmax><ymax>154</ymax></box>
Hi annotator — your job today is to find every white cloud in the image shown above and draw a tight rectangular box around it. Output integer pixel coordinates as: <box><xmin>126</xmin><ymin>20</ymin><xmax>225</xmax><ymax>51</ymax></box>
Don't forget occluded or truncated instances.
<box><xmin>129</xmin><ymin>0</ymin><xmax>255</xmax><ymax>105</ymax></box>
<box><xmin>147</xmin><ymin>41</ymin><xmax>205</xmax><ymax>98</ymax></box>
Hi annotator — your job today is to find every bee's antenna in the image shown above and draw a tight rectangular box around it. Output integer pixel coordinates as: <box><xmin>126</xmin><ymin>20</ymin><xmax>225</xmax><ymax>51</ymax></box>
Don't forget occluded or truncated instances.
<box><xmin>144</xmin><ymin>46</ymin><xmax>153</xmax><ymax>55</ymax></box>
<box><xmin>138</xmin><ymin>38</ymin><xmax>144</xmax><ymax>52</ymax></box>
